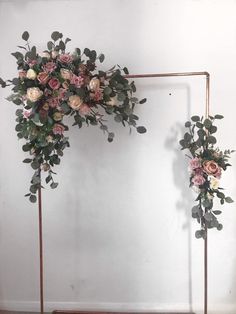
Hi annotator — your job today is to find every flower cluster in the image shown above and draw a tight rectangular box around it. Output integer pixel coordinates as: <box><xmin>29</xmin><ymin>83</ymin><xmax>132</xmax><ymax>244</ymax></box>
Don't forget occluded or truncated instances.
<box><xmin>180</xmin><ymin>115</ymin><xmax>234</xmax><ymax>239</ymax></box>
<box><xmin>0</xmin><ymin>31</ymin><xmax>147</xmax><ymax>202</ymax></box>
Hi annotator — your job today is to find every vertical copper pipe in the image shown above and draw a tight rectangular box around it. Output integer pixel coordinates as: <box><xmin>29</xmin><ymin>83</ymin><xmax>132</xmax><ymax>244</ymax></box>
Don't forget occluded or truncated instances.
<box><xmin>204</xmin><ymin>73</ymin><xmax>210</xmax><ymax>314</ymax></box>
<box><xmin>38</xmin><ymin>171</ymin><xmax>44</xmax><ymax>314</ymax></box>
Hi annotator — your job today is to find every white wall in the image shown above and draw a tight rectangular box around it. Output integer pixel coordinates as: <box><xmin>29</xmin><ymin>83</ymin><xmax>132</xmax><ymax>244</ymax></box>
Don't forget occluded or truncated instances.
<box><xmin>0</xmin><ymin>0</ymin><xmax>236</xmax><ymax>313</ymax></box>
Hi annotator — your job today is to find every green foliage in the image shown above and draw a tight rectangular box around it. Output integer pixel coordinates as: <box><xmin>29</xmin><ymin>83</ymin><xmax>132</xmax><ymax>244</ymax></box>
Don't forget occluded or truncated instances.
<box><xmin>180</xmin><ymin>114</ymin><xmax>234</xmax><ymax>238</ymax></box>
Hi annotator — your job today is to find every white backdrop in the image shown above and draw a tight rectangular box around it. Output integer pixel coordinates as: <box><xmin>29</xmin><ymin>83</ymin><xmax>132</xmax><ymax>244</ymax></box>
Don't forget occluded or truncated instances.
<box><xmin>0</xmin><ymin>1</ymin><xmax>236</xmax><ymax>314</ymax></box>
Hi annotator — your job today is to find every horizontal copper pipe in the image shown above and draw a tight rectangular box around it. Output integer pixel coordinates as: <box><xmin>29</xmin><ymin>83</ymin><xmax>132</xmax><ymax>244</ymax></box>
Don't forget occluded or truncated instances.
<box><xmin>124</xmin><ymin>71</ymin><xmax>210</xmax><ymax>79</ymax></box>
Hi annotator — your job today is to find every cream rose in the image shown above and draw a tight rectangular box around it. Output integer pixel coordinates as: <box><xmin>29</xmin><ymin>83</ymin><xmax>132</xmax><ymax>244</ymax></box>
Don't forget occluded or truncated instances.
<box><xmin>26</xmin><ymin>87</ymin><xmax>43</xmax><ymax>102</ymax></box>
<box><xmin>89</xmin><ymin>78</ymin><xmax>100</xmax><ymax>91</ymax></box>
<box><xmin>53</xmin><ymin>112</ymin><xmax>63</xmax><ymax>121</ymax></box>
<box><xmin>210</xmin><ymin>177</ymin><xmax>219</xmax><ymax>189</ymax></box>
<box><xmin>68</xmin><ymin>95</ymin><xmax>83</xmax><ymax>110</ymax></box>
<box><xmin>26</xmin><ymin>69</ymin><xmax>37</xmax><ymax>80</ymax></box>
<box><xmin>106</xmin><ymin>96</ymin><xmax>117</xmax><ymax>106</ymax></box>
<box><xmin>41</xmin><ymin>163</ymin><xmax>50</xmax><ymax>171</ymax></box>
<box><xmin>51</xmin><ymin>50</ymin><xmax>59</xmax><ymax>59</ymax></box>
<box><xmin>60</xmin><ymin>68</ymin><xmax>72</xmax><ymax>80</ymax></box>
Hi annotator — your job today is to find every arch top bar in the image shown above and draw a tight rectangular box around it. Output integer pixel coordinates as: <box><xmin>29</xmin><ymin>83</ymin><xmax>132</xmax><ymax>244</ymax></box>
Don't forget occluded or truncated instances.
<box><xmin>124</xmin><ymin>71</ymin><xmax>210</xmax><ymax>79</ymax></box>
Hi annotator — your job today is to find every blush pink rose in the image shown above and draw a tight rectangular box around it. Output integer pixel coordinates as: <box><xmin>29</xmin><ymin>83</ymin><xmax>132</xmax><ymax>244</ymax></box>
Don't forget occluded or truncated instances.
<box><xmin>192</xmin><ymin>174</ymin><xmax>205</xmax><ymax>186</ymax></box>
<box><xmin>43</xmin><ymin>61</ymin><xmax>57</xmax><ymax>73</ymax></box>
<box><xmin>203</xmin><ymin>160</ymin><xmax>222</xmax><ymax>179</ymax></box>
<box><xmin>37</xmin><ymin>72</ymin><xmax>49</xmax><ymax>85</ymax></box>
<box><xmin>70</xmin><ymin>75</ymin><xmax>84</xmax><ymax>87</ymax></box>
<box><xmin>19</xmin><ymin>71</ymin><xmax>27</xmax><ymax>79</ymax></box>
<box><xmin>79</xmin><ymin>104</ymin><xmax>91</xmax><ymax>115</ymax></box>
<box><xmin>52</xmin><ymin>123</ymin><xmax>65</xmax><ymax>135</ymax></box>
<box><xmin>48</xmin><ymin>78</ymin><xmax>61</xmax><ymax>90</ymax></box>
<box><xmin>48</xmin><ymin>97</ymin><xmax>60</xmax><ymax>108</ymax></box>
<box><xmin>58</xmin><ymin>54</ymin><xmax>73</xmax><ymax>64</ymax></box>
<box><xmin>189</xmin><ymin>157</ymin><xmax>201</xmax><ymax>170</ymax></box>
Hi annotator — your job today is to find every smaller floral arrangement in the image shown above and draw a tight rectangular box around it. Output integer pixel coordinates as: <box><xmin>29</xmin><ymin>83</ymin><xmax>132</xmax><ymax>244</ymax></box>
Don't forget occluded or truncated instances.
<box><xmin>179</xmin><ymin>114</ymin><xmax>234</xmax><ymax>239</ymax></box>
<box><xmin>0</xmin><ymin>31</ymin><xmax>147</xmax><ymax>202</ymax></box>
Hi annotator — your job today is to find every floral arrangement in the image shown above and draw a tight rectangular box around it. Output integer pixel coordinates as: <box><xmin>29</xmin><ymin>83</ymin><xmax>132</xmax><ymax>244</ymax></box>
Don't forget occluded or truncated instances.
<box><xmin>179</xmin><ymin>114</ymin><xmax>234</xmax><ymax>239</ymax></box>
<box><xmin>0</xmin><ymin>31</ymin><xmax>147</xmax><ymax>202</ymax></box>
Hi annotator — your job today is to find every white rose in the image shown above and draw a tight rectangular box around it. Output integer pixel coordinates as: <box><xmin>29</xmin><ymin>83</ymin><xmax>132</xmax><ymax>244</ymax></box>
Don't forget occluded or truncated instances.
<box><xmin>26</xmin><ymin>69</ymin><xmax>37</xmax><ymax>80</ymax></box>
<box><xmin>210</xmin><ymin>176</ymin><xmax>219</xmax><ymax>190</ymax></box>
<box><xmin>26</xmin><ymin>87</ymin><xmax>43</xmax><ymax>102</ymax></box>
<box><xmin>40</xmin><ymin>51</ymin><xmax>51</xmax><ymax>59</ymax></box>
<box><xmin>89</xmin><ymin>78</ymin><xmax>100</xmax><ymax>91</ymax></box>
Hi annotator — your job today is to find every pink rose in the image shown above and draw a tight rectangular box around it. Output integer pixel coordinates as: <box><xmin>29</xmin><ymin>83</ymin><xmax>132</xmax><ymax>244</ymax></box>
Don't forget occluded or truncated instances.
<box><xmin>192</xmin><ymin>174</ymin><xmax>205</xmax><ymax>186</ymax></box>
<box><xmin>52</xmin><ymin>123</ymin><xmax>65</xmax><ymax>135</ymax></box>
<box><xmin>48</xmin><ymin>97</ymin><xmax>60</xmax><ymax>108</ymax></box>
<box><xmin>48</xmin><ymin>78</ymin><xmax>60</xmax><ymax>90</ymax></box>
<box><xmin>23</xmin><ymin>108</ymin><xmax>32</xmax><ymax>118</ymax></box>
<box><xmin>79</xmin><ymin>104</ymin><xmax>91</xmax><ymax>115</ymax></box>
<box><xmin>37</xmin><ymin>72</ymin><xmax>49</xmax><ymax>85</ymax></box>
<box><xmin>27</xmin><ymin>59</ymin><xmax>37</xmax><ymax>67</ymax></box>
<box><xmin>59</xmin><ymin>54</ymin><xmax>73</xmax><ymax>64</ymax></box>
<box><xmin>189</xmin><ymin>157</ymin><xmax>201</xmax><ymax>170</ymax></box>
<box><xmin>43</xmin><ymin>61</ymin><xmax>57</xmax><ymax>73</ymax></box>
<box><xmin>203</xmin><ymin>160</ymin><xmax>222</xmax><ymax>179</ymax></box>
<box><xmin>94</xmin><ymin>89</ymin><xmax>102</xmax><ymax>101</ymax></box>
<box><xmin>70</xmin><ymin>75</ymin><xmax>84</xmax><ymax>88</ymax></box>
<box><xmin>19</xmin><ymin>71</ymin><xmax>27</xmax><ymax>79</ymax></box>
<box><xmin>194</xmin><ymin>168</ymin><xmax>203</xmax><ymax>175</ymax></box>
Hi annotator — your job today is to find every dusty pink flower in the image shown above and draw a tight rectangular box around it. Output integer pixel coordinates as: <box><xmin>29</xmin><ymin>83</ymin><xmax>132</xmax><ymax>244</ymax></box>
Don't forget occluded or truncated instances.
<box><xmin>59</xmin><ymin>54</ymin><xmax>73</xmax><ymax>64</ymax></box>
<box><xmin>48</xmin><ymin>78</ymin><xmax>60</xmax><ymax>90</ymax></box>
<box><xmin>27</xmin><ymin>59</ymin><xmax>37</xmax><ymax>67</ymax></box>
<box><xmin>19</xmin><ymin>71</ymin><xmax>27</xmax><ymax>79</ymax></box>
<box><xmin>52</xmin><ymin>123</ymin><xmax>65</xmax><ymax>135</ymax></box>
<box><xmin>43</xmin><ymin>61</ymin><xmax>57</xmax><ymax>73</ymax></box>
<box><xmin>23</xmin><ymin>108</ymin><xmax>32</xmax><ymax>118</ymax></box>
<box><xmin>79</xmin><ymin>104</ymin><xmax>91</xmax><ymax>115</ymax></box>
<box><xmin>37</xmin><ymin>72</ymin><xmax>49</xmax><ymax>85</ymax></box>
<box><xmin>192</xmin><ymin>174</ymin><xmax>205</xmax><ymax>186</ymax></box>
<box><xmin>48</xmin><ymin>97</ymin><xmax>60</xmax><ymax>108</ymax></box>
<box><xmin>189</xmin><ymin>157</ymin><xmax>201</xmax><ymax>170</ymax></box>
<box><xmin>70</xmin><ymin>75</ymin><xmax>84</xmax><ymax>88</ymax></box>
<box><xmin>194</xmin><ymin>168</ymin><xmax>203</xmax><ymax>175</ymax></box>
<box><xmin>94</xmin><ymin>89</ymin><xmax>102</xmax><ymax>101</ymax></box>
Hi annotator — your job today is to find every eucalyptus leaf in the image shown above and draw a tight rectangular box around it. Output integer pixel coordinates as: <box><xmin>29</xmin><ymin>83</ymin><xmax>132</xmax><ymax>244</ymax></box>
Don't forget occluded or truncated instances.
<box><xmin>22</xmin><ymin>31</ymin><xmax>29</xmax><ymax>41</ymax></box>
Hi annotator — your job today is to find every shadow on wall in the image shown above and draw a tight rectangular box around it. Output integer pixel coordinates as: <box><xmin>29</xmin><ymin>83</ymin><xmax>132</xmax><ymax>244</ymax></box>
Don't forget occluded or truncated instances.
<box><xmin>164</xmin><ymin>84</ymin><xmax>194</xmax><ymax>312</ymax></box>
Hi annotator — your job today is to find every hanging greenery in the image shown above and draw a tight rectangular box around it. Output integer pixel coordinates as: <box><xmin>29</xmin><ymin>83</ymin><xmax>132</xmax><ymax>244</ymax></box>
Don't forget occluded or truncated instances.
<box><xmin>180</xmin><ymin>114</ymin><xmax>234</xmax><ymax>238</ymax></box>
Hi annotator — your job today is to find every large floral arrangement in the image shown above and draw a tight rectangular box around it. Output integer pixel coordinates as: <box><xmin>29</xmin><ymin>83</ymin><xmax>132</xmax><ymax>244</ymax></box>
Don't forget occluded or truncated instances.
<box><xmin>179</xmin><ymin>115</ymin><xmax>234</xmax><ymax>238</ymax></box>
<box><xmin>0</xmin><ymin>31</ymin><xmax>147</xmax><ymax>202</ymax></box>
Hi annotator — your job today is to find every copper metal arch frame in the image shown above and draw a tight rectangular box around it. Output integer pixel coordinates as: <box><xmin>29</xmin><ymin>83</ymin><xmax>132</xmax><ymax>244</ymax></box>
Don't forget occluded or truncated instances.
<box><xmin>37</xmin><ymin>71</ymin><xmax>210</xmax><ymax>314</ymax></box>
